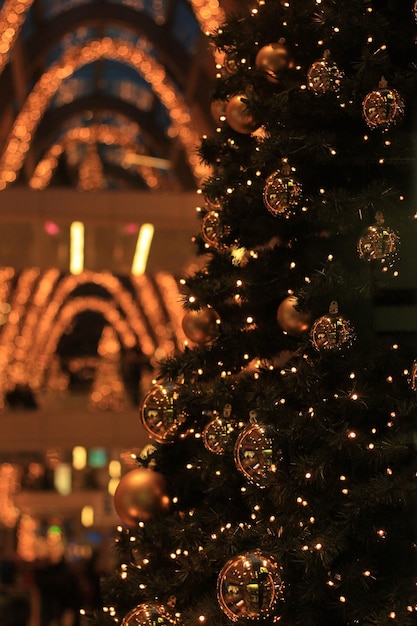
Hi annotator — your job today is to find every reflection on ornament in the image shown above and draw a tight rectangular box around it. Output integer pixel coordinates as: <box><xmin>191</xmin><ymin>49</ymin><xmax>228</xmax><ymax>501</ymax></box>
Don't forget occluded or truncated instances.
<box><xmin>140</xmin><ymin>382</ymin><xmax>185</xmax><ymax>443</ymax></box>
<box><xmin>362</xmin><ymin>78</ymin><xmax>404</xmax><ymax>130</ymax></box>
<box><xmin>225</xmin><ymin>94</ymin><xmax>260</xmax><ymax>134</ymax></box>
<box><xmin>263</xmin><ymin>168</ymin><xmax>302</xmax><ymax>217</ymax></box>
<box><xmin>217</xmin><ymin>550</ymin><xmax>283</xmax><ymax>621</ymax></box>
<box><xmin>307</xmin><ymin>50</ymin><xmax>343</xmax><ymax>95</ymax></box>
<box><xmin>310</xmin><ymin>301</ymin><xmax>355</xmax><ymax>351</ymax></box>
<box><xmin>201</xmin><ymin>211</ymin><xmax>231</xmax><ymax>249</ymax></box>
<box><xmin>357</xmin><ymin>214</ymin><xmax>399</xmax><ymax>266</ymax></box>
<box><xmin>122</xmin><ymin>603</ymin><xmax>178</xmax><ymax>626</ymax></box>
<box><xmin>414</xmin><ymin>1</ymin><xmax>417</xmax><ymax>21</ymax></box>
<box><xmin>255</xmin><ymin>41</ymin><xmax>294</xmax><ymax>83</ymax></box>
<box><xmin>234</xmin><ymin>422</ymin><xmax>280</xmax><ymax>487</ymax></box>
<box><xmin>113</xmin><ymin>468</ymin><xmax>170</xmax><ymax>527</ymax></box>
<box><xmin>203</xmin><ymin>409</ymin><xmax>235</xmax><ymax>454</ymax></box>
<box><xmin>277</xmin><ymin>296</ymin><xmax>311</xmax><ymax>336</ymax></box>
<box><xmin>182</xmin><ymin>307</ymin><xmax>221</xmax><ymax>344</ymax></box>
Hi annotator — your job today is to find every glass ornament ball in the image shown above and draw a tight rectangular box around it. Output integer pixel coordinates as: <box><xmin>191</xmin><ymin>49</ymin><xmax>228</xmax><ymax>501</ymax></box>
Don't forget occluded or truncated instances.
<box><xmin>201</xmin><ymin>211</ymin><xmax>231</xmax><ymax>249</ymax></box>
<box><xmin>182</xmin><ymin>307</ymin><xmax>221</xmax><ymax>344</ymax></box>
<box><xmin>140</xmin><ymin>382</ymin><xmax>185</xmax><ymax>444</ymax></box>
<box><xmin>217</xmin><ymin>550</ymin><xmax>283</xmax><ymax>621</ymax></box>
<box><xmin>362</xmin><ymin>83</ymin><xmax>404</xmax><ymax>130</ymax></box>
<box><xmin>357</xmin><ymin>223</ymin><xmax>399</xmax><ymax>264</ymax></box>
<box><xmin>225</xmin><ymin>94</ymin><xmax>260</xmax><ymax>134</ymax></box>
<box><xmin>310</xmin><ymin>304</ymin><xmax>355</xmax><ymax>352</ymax></box>
<box><xmin>203</xmin><ymin>413</ymin><xmax>235</xmax><ymax>455</ymax></box>
<box><xmin>234</xmin><ymin>422</ymin><xmax>280</xmax><ymax>487</ymax></box>
<box><xmin>255</xmin><ymin>41</ymin><xmax>294</xmax><ymax>83</ymax></box>
<box><xmin>277</xmin><ymin>296</ymin><xmax>311</xmax><ymax>336</ymax></box>
<box><xmin>263</xmin><ymin>170</ymin><xmax>302</xmax><ymax>217</ymax></box>
<box><xmin>122</xmin><ymin>603</ymin><xmax>178</xmax><ymax>626</ymax></box>
<box><xmin>408</xmin><ymin>360</ymin><xmax>417</xmax><ymax>392</ymax></box>
<box><xmin>307</xmin><ymin>56</ymin><xmax>343</xmax><ymax>95</ymax></box>
<box><xmin>113</xmin><ymin>468</ymin><xmax>170</xmax><ymax>527</ymax></box>
<box><xmin>415</xmin><ymin>1</ymin><xmax>417</xmax><ymax>21</ymax></box>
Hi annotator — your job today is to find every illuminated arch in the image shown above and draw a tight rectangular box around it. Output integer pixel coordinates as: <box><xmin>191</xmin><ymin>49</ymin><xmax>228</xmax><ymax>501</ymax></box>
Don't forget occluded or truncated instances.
<box><xmin>0</xmin><ymin>0</ymin><xmax>33</xmax><ymax>75</ymax></box>
<box><xmin>30</xmin><ymin>123</ymin><xmax>167</xmax><ymax>190</ymax></box>
<box><xmin>26</xmin><ymin>270</ymin><xmax>160</xmax><ymax>389</ymax></box>
<box><xmin>0</xmin><ymin>38</ymin><xmax>211</xmax><ymax>188</ymax></box>
<box><xmin>36</xmin><ymin>296</ymin><xmax>137</xmax><ymax>388</ymax></box>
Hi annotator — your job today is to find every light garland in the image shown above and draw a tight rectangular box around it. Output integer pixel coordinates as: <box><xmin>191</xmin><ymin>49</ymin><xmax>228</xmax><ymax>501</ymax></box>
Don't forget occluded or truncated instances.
<box><xmin>0</xmin><ymin>38</ymin><xmax>210</xmax><ymax>188</ymax></box>
<box><xmin>29</xmin><ymin>122</ymin><xmax>167</xmax><ymax>190</ymax></box>
<box><xmin>0</xmin><ymin>0</ymin><xmax>33</xmax><ymax>75</ymax></box>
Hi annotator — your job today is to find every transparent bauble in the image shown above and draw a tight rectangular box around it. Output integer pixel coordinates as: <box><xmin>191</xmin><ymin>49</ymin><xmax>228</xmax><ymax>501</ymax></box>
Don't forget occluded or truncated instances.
<box><xmin>307</xmin><ymin>51</ymin><xmax>343</xmax><ymax>95</ymax></box>
<box><xmin>234</xmin><ymin>422</ymin><xmax>280</xmax><ymax>487</ymax></box>
<box><xmin>140</xmin><ymin>382</ymin><xmax>185</xmax><ymax>443</ymax></box>
<box><xmin>263</xmin><ymin>169</ymin><xmax>302</xmax><ymax>217</ymax></box>
<box><xmin>202</xmin><ymin>410</ymin><xmax>235</xmax><ymax>454</ymax></box>
<box><xmin>310</xmin><ymin>301</ymin><xmax>355</xmax><ymax>351</ymax></box>
<box><xmin>122</xmin><ymin>603</ymin><xmax>179</xmax><ymax>626</ymax></box>
<box><xmin>201</xmin><ymin>211</ymin><xmax>230</xmax><ymax>249</ymax></box>
<box><xmin>362</xmin><ymin>79</ymin><xmax>404</xmax><ymax>130</ymax></box>
<box><xmin>217</xmin><ymin>550</ymin><xmax>284</xmax><ymax>621</ymax></box>
<box><xmin>358</xmin><ymin>223</ymin><xmax>399</xmax><ymax>265</ymax></box>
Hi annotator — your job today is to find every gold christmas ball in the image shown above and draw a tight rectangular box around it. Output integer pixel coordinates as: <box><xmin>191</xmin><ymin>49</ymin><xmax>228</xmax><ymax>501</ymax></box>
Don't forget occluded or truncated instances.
<box><xmin>277</xmin><ymin>296</ymin><xmax>311</xmax><ymax>336</ymax></box>
<box><xmin>255</xmin><ymin>42</ymin><xmax>294</xmax><ymax>83</ymax></box>
<box><xmin>263</xmin><ymin>170</ymin><xmax>302</xmax><ymax>217</ymax></box>
<box><xmin>122</xmin><ymin>603</ymin><xmax>178</xmax><ymax>626</ymax></box>
<box><xmin>234</xmin><ymin>422</ymin><xmax>280</xmax><ymax>487</ymax></box>
<box><xmin>357</xmin><ymin>223</ymin><xmax>399</xmax><ymax>264</ymax></box>
<box><xmin>225</xmin><ymin>94</ymin><xmax>259</xmax><ymax>134</ymax></box>
<box><xmin>182</xmin><ymin>307</ymin><xmax>221</xmax><ymax>344</ymax></box>
<box><xmin>114</xmin><ymin>468</ymin><xmax>170</xmax><ymax>528</ymax></box>
<box><xmin>217</xmin><ymin>550</ymin><xmax>284</xmax><ymax>621</ymax></box>
<box><xmin>307</xmin><ymin>56</ymin><xmax>343</xmax><ymax>95</ymax></box>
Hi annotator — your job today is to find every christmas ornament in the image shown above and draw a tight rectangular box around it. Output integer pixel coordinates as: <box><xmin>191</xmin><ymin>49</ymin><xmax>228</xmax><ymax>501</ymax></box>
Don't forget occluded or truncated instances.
<box><xmin>217</xmin><ymin>550</ymin><xmax>283</xmax><ymax>621</ymax></box>
<box><xmin>234</xmin><ymin>414</ymin><xmax>280</xmax><ymax>487</ymax></box>
<box><xmin>225</xmin><ymin>50</ymin><xmax>240</xmax><ymax>74</ymax></box>
<box><xmin>277</xmin><ymin>296</ymin><xmax>311</xmax><ymax>336</ymax></box>
<box><xmin>362</xmin><ymin>78</ymin><xmax>404</xmax><ymax>130</ymax></box>
<box><xmin>114</xmin><ymin>468</ymin><xmax>170</xmax><ymax>527</ymax></box>
<box><xmin>255</xmin><ymin>40</ymin><xmax>294</xmax><ymax>83</ymax></box>
<box><xmin>408</xmin><ymin>360</ymin><xmax>417</xmax><ymax>391</ymax></box>
<box><xmin>307</xmin><ymin>50</ymin><xmax>343</xmax><ymax>95</ymax></box>
<box><xmin>263</xmin><ymin>165</ymin><xmax>302</xmax><ymax>217</ymax></box>
<box><xmin>201</xmin><ymin>211</ymin><xmax>231</xmax><ymax>249</ymax></box>
<box><xmin>357</xmin><ymin>212</ymin><xmax>399</xmax><ymax>266</ymax></box>
<box><xmin>225</xmin><ymin>94</ymin><xmax>260</xmax><ymax>134</ymax></box>
<box><xmin>310</xmin><ymin>301</ymin><xmax>355</xmax><ymax>351</ymax></box>
<box><xmin>182</xmin><ymin>307</ymin><xmax>221</xmax><ymax>344</ymax></box>
<box><xmin>414</xmin><ymin>1</ymin><xmax>417</xmax><ymax>21</ymax></box>
<box><xmin>202</xmin><ymin>405</ymin><xmax>235</xmax><ymax>454</ymax></box>
<box><xmin>122</xmin><ymin>603</ymin><xmax>178</xmax><ymax>626</ymax></box>
<box><xmin>140</xmin><ymin>381</ymin><xmax>185</xmax><ymax>443</ymax></box>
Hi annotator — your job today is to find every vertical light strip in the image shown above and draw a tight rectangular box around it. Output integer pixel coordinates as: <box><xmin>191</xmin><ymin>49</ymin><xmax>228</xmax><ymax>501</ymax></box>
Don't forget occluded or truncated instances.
<box><xmin>131</xmin><ymin>223</ymin><xmax>154</xmax><ymax>276</ymax></box>
<box><xmin>70</xmin><ymin>221</ymin><xmax>84</xmax><ymax>275</ymax></box>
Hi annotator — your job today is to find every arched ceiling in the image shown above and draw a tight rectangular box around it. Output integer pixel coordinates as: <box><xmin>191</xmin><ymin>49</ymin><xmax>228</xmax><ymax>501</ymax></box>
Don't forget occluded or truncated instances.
<box><xmin>0</xmin><ymin>0</ymin><xmax>241</xmax><ymax>192</ymax></box>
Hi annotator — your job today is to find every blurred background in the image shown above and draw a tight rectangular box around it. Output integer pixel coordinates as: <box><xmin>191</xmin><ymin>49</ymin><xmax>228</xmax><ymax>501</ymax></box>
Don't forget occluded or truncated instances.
<box><xmin>0</xmin><ymin>1</ymin><xmax>416</xmax><ymax>625</ymax></box>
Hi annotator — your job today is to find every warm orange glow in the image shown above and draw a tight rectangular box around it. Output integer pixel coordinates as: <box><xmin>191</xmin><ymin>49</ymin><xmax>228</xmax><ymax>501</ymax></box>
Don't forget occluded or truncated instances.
<box><xmin>0</xmin><ymin>0</ymin><xmax>33</xmax><ymax>75</ymax></box>
<box><xmin>0</xmin><ymin>38</ymin><xmax>210</xmax><ymax>188</ymax></box>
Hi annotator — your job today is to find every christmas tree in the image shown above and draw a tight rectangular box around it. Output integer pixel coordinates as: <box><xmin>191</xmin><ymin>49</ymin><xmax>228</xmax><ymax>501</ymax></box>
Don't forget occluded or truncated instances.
<box><xmin>93</xmin><ymin>2</ymin><xmax>417</xmax><ymax>626</ymax></box>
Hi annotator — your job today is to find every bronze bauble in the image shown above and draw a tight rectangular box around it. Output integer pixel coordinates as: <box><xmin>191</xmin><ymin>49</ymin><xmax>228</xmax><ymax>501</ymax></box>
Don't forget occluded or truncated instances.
<box><xmin>225</xmin><ymin>94</ymin><xmax>259</xmax><ymax>134</ymax></box>
<box><xmin>114</xmin><ymin>468</ymin><xmax>170</xmax><ymax>527</ymax></box>
<box><xmin>277</xmin><ymin>296</ymin><xmax>311</xmax><ymax>336</ymax></box>
<box><xmin>182</xmin><ymin>308</ymin><xmax>221</xmax><ymax>344</ymax></box>
<box><xmin>255</xmin><ymin>42</ymin><xmax>294</xmax><ymax>83</ymax></box>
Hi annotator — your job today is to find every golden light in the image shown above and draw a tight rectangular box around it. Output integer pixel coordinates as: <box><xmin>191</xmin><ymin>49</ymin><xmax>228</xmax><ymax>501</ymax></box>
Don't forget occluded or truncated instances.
<box><xmin>131</xmin><ymin>223</ymin><xmax>155</xmax><ymax>276</ymax></box>
<box><xmin>70</xmin><ymin>221</ymin><xmax>85</xmax><ymax>275</ymax></box>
